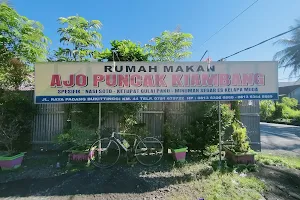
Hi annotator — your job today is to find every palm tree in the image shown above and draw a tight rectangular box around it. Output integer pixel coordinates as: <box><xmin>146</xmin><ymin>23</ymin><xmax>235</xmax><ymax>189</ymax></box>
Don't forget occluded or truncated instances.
<box><xmin>274</xmin><ymin>19</ymin><xmax>300</xmax><ymax>76</ymax></box>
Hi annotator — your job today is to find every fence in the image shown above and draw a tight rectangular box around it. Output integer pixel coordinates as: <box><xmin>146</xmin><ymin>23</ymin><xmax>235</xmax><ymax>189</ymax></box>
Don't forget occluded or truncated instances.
<box><xmin>30</xmin><ymin>96</ymin><xmax>261</xmax><ymax>151</ymax></box>
<box><xmin>32</xmin><ymin>102</ymin><xmax>189</xmax><ymax>147</ymax></box>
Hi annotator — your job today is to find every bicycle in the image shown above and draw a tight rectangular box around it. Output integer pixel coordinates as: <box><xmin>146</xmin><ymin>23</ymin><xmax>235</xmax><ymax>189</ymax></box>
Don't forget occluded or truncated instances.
<box><xmin>89</xmin><ymin>132</ymin><xmax>163</xmax><ymax>168</ymax></box>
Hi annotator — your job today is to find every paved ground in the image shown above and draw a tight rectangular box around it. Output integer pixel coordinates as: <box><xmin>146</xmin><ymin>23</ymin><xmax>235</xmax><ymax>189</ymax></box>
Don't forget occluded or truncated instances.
<box><xmin>256</xmin><ymin>123</ymin><xmax>300</xmax><ymax>200</ymax></box>
<box><xmin>260</xmin><ymin>122</ymin><xmax>300</xmax><ymax>156</ymax></box>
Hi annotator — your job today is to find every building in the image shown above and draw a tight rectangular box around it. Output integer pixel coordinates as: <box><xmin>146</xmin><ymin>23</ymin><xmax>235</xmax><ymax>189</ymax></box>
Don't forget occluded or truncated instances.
<box><xmin>279</xmin><ymin>79</ymin><xmax>300</xmax><ymax>102</ymax></box>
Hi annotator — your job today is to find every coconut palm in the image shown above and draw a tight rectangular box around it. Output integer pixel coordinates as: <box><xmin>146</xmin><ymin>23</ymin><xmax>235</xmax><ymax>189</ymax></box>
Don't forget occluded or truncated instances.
<box><xmin>274</xmin><ymin>19</ymin><xmax>300</xmax><ymax>76</ymax></box>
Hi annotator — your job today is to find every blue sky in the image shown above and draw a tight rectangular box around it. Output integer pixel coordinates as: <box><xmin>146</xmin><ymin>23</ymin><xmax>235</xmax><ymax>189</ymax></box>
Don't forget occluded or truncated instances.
<box><xmin>11</xmin><ymin>0</ymin><xmax>300</xmax><ymax>81</ymax></box>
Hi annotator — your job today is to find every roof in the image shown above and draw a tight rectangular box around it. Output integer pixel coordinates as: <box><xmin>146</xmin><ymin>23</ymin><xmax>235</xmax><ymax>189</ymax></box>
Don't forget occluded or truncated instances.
<box><xmin>279</xmin><ymin>84</ymin><xmax>300</xmax><ymax>95</ymax></box>
<box><xmin>279</xmin><ymin>78</ymin><xmax>300</xmax><ymax>87</ymax></box>
<box><xmin>279</xmin><ymin>82</ymin><xmax>296</xmax><ymax>87</ymax></box>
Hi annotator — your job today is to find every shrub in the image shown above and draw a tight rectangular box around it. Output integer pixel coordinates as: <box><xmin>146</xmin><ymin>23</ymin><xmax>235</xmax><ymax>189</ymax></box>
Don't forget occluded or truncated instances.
<box><xmin>183</xmin><ymin>102</ymin><xmax>234</xmax><ymax>154</ymax></box>
<box><xmin>259</xmin><ymin>100</ymin><xmax>275</xmax><ymax>121</ymax></box>
<box><xmin>282</xmin><ymin>106</ymin><xmax>300</xmax><ymax>119</ymax></box>
<box><xmin>73</xmin><ymin>103</ymin><xmax>143</xmax><ymax>130</ymax></box>
<box><xmin>231</xmin><ymin>101</ymin><xmax>241</xmax><ymax>120</ymax></box>
<box><xmin>282</xmin><ymin>97</ymin><xmax>298</xmax><ymax>109</ymax></box>
<box><xmin>168</xmin><ymin>127</ymin><xmax>187</xmax><ymax>149</ymax></box>
<box><xmin>231</xmin><ymin>121</ymin><xmax>249</xmax><ymax>153</ymax></box>
<box><xmin>272</xmin><ymin>97</ymin><xmax>300</xmax><ymax>121</ymax></box>
<box><xmin>0</xmin><ymin>91</ymin><xmax>36</xmax><ymax>152</ymax></box>
<box><xmin>273</xmin><ymin>102</ymin><xmax>284</xmax><ymax>119</ymax></box>
<box><xmin>54</xmin><ymin>124</ymin><xmax>98</xmax><ymax>151</ymax></box>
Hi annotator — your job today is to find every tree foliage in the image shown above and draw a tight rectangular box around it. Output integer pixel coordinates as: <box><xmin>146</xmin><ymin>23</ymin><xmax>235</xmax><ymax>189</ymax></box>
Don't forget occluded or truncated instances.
<box><xmin>146</xmin><ymin>29</ymin><xmax>193</xmax><ymax>61</ymax></box>
<box><xmin>231</xmin><ymin>121</ymin><xmax>249</xmax><ymax>153</ymax></box>
<box><xmin>274</xmin><ymin>19</ymin><xmax>300</xmax><ymax>76</ymax></box>
<box><xmin>50</xmin><ymin>15</ymin><xmax>102</xmax><ymax>62</ymax></box>
<box><xmin>145</xmin><ymin>28</ymin><xmax>194</xmax><ymax>148</ymax></box>
<box><xmin>0</xmin><ymin>3</ymin><xmax>50</xmax><ymax>64</ymax></box>
<box><xmin>74</xmin><ymin>40</ymin><xmax>148</xmax><ymax>133</ymax></box>
<box><xmin>260</xmin><ymin>100</ymin><xmax>276</xmax><ymax>121</ymax></box>
<box><xmin>0</xmin><ymin>3</ymin><xmax>50</xmax><ymax>89</ymax></box>
<box><xmin>97</xmin><ymin>40</ymin><xmax>149</xmax><ymax>62</ymax></box>
<box><xmin>282</xmin><ymin>97</ymin><xmax>298</xmax><ymax>109</ymax></box>
<box><xmin>263</xmin><ymin>97</ymin><xmax>300</xmax><ymax>122</ymax></box>
<box><xmin>0</xmin><ymin>91</ymin><xmax>36</xmax><ymax>152</ymax></box>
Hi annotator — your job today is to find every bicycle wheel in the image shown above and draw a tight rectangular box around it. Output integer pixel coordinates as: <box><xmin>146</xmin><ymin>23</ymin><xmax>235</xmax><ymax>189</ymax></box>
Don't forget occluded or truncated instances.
<box><xmin>89</xmin><ymin>138</ymin><xmax>120</xmax><ymax>168</ymax></box>
<box><xmin>135</xmin><ymin>137</ymin><xmax>163</xmax><ymax>166</ymax></box>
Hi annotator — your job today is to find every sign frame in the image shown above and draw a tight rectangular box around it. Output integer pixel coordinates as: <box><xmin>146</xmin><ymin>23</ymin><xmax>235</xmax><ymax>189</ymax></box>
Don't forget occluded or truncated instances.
<box><xmin>34</xmin><ymin>61</ymin><xmax>279</xmax><ymax>104</ymax></box>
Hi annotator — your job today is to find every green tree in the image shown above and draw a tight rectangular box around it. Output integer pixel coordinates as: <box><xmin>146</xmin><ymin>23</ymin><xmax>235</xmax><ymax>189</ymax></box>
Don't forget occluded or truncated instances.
<box><xmin>274</xmin><ymin>19</ymin><xmax>300</xmax><ymax>76</ymax></box>
<box><xmin>97</xmin><ymin>40</ymin><xmax>149</xmax><ymax>62</ymax></box>
<box><xmin>145</xmin><ymin>28</ymin><xmax>193</xmax><ymax>151</ymax></box>
<box><xmin>0</xmin><ymin>3</ymin><xmax>50</xmax><ymax>89</ymax></box>
<box><xmin>50</xmin><ymin>15</ymin><xmax>102</xmax><ymax>62</ymax></box>
<box><xmin>146</xmin><ymin>28</ymin><xmax>193</xmax><ymax>61</ymax></box>
<box><xmin>75</xmin><ymin>40</ymin><xmax>148</xmax><ymax>133</ymax></box>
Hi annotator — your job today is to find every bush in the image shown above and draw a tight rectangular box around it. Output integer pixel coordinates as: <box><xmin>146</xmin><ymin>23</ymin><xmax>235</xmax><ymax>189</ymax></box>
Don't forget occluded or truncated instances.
<box><xmin>231</xmin><ymin>101</ymin><xmax>241</xmax><ymax>120</ymax></box>
<box><xmin>259</xmin><ymin>100</ymin><xmax>275</xmax><ymax>121</ymax></box>
<box><xmin>272</xmin><ymin>97</ymin><xmax>300</xmax><ymax>121</ymax></box>
<box><xmin>282</xmin><ymin>106</ymin><xmax>300</xmax><ymax>119</ymax></box>
<box><xmin>0</xmin><ymin>91</ymin><xmax>36</xmax><ymax>151</ymax></box>
<box><xmin>54</xmin><ymin>124</ymin><xmax>98</xmax><ymax>151</ymax></box>
<box><xmin>282</xmin><ymin>97</ymin><xmax>298</xmax><ymax>109</ymax></box>
<box><xmin>273</xmin><ymin>102</ymin><xmax>300</xmax><ymax>121</ymax></box>
<box><xmin>73</xmin><ymin>103</ymin><xmax>143</xmax><ymax>130</ymax></box>
<box><xmin>0</xmin><ymin>91</ymin><xmax>36</xmax><ymax>152</ymax></box>
<box><xmin>183</xmin><ymin>102</ymin><xmax>234</xmax><ymax>154</ymax></box>
<box><xmin>231</xmin><ymin>121</ymin><xmax>249</xmax><ymax>153</ymax></box>
<box><xmin>273</xmin><ymin>102</ymin><xmax>284</xmax><ymax>119</ymax></box>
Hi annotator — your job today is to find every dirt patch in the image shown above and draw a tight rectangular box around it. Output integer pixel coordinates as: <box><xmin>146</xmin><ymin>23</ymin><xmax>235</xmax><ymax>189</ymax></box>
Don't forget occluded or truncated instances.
<box><xmin>1</xmin><ymin>152</ymin><xmax>300</xmax><ymax>200</ymax></box>
<box><xmin>255</xmin><ymin>164</ymin><xmax>300</xmax><ymax>200</ymax></box>
<box><xmin>0</xmin><ymin>152</ymin><xmax>184</xmax><ymax>199</ymax></box>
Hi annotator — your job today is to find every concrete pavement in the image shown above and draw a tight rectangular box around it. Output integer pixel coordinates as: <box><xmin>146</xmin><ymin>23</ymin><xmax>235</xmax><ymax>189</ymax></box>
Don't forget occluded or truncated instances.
<box><xmin>260</xmin><ymin>122</ymin><xmax>300</xmax><ymax>156</ymax></box>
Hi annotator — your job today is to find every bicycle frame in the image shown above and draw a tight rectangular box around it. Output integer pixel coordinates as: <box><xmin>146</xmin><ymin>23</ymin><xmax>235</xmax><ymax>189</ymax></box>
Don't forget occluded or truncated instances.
<box><xmin>110</xmin><ymin>132</ymin><xmax>141</xmax><ymax>152</ymax></box>
<box><xmin>91</xmin><ymin>132</ymin><xmax>164</xmax><ymax>167</ymax></box>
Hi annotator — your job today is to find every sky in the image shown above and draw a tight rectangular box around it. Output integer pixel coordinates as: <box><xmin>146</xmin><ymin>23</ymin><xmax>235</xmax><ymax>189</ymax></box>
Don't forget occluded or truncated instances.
<box><xmin>10</xmin><ymin>0</ymin><xmax>300</xmax><ymax>82</ymax></box>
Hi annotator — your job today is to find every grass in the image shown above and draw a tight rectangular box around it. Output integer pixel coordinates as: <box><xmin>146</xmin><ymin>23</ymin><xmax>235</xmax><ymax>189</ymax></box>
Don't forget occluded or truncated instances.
<box><xmin>164</xmin><ymin>157</ymin><xmax>266</xmax><ymax>200</ymax></box>
<box><xmin>256</xmin><ymin>153</ymin><xmax>300</xmax><ymax>170</ymax></box>
<box><xmin>167</xmin><ymin>170</ymin><xmax>266</xmax><ymax>200</ymax></box>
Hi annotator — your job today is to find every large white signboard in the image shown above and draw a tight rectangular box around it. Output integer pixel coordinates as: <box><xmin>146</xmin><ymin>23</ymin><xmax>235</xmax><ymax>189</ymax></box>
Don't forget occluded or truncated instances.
<box><xmin>34</xmin><ymin>61</ymin><xmax>278</xmax><ymax>104</ymax></box>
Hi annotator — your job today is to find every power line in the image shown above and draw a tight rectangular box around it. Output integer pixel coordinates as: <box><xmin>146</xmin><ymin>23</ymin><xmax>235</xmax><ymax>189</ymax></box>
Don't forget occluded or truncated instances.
<box><xmin>218</xmin><ymin>25</ymin><xmax>300</xmax><ymax>61</ymax></box>
<box><xmin>200</xmin><ymin>50</ymin><xmax>208</xmax><ymax>61</ymax></box>
<box><xmin>199</xmin><ymin>0</ymin><xmax>259</xmax><ymax>48</ymax></box>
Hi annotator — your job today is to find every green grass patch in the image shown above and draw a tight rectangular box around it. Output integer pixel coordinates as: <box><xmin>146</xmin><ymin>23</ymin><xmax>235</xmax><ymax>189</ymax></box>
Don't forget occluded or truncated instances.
<box><xmin>256</xmin><ymin>153</ymin><xmax>300</xmax><ymax>170</ymax></box>
<box><xmin>165</xmin><ymin>158</ymin><xmax>265</xmax><ymax>200</ymax></box>
<box><xmin>168</xmin><ymin>172</ymin><xmax>266</xmax><ymax>200</ymax></box>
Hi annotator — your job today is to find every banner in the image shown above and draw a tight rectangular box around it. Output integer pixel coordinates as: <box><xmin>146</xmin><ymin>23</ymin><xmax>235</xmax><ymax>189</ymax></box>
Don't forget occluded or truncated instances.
<box><xmin>34</xmin><ymin>61</ymin><xmax>278</xmax><ymax>104</ymax></box>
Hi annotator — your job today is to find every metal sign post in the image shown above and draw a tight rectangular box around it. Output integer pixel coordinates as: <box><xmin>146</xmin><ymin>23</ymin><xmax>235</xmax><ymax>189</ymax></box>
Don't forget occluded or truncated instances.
<box><xmin>98</xmin><ymin>103</ymin><xmax>102</xmax><ymax>162</ymax></box>
<box><xmin>98</xmin><ymin>103</ymin><xmax>101</xmax><ymax>135</ymax></box>
<box><xmin>218</xmin><ymin>101</ymin><xmax>222</xmax><ymax>168</ymax></box>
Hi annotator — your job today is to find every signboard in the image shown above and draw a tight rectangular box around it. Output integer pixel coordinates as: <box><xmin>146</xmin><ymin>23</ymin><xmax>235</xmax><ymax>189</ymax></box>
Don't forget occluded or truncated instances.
<box><xmin>34</xmin><ymin>61</ymin><xmax>278</xmax><ymax>104</ymax></box>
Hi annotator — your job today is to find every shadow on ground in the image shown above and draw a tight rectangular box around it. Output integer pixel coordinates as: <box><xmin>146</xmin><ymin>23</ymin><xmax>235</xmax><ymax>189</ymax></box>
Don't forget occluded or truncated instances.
<box><xmin>261</xmin><ymin>123</ymin><xmax>300</xmax><ymax>138</ymax></box>
<box><xmin>255</xmin><ymin>164</ymin><xmax>300</xmax><ymax>200</ymax></box>
<box><xmin>0</xmin><ymin>151</ymin><xmax>210</xmax><ymax>198</ymax></box>
<box><xmin>260</xmin><ymin>143</ymin><xmax>300</xmax><ymax>153</ymax></box>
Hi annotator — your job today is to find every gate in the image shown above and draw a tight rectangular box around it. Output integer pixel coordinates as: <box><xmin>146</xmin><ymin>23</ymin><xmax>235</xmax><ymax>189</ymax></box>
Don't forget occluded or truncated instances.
<box><xmin>239</xmin><ymin>100</ymin><xmax>261</xmax><ymax>151</ymax></box>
